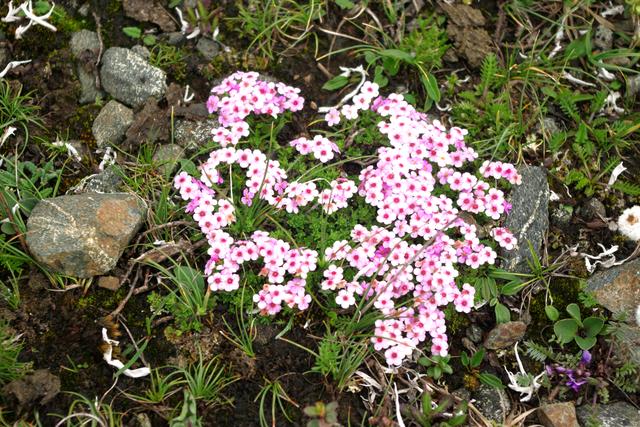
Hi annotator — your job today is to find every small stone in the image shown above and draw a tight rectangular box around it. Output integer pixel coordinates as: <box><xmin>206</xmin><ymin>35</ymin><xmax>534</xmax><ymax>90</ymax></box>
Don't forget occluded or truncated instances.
<box><xmin>174</xmin><ymin>119</ymin><xmax>218</xmax><ymax>149</ymax></box>
<box><xmin>580</xmin><ymin>198</ymin><xmax>606</xmax><ymax>220</ymax></box>
<box><xmin>164</xmin><ymin>32</ymin><xmax>186</xmax><ymax>46</ymax></box>
<box><xmin>196</xmin><ymin>37</ymin><xmax>220</xmax><ymax>61</ymax></box>
<box><xmin>550</xmin><ymin>205</ymin><xmax>572</xmax><ymax>228</ymax></box>
<box><xmin>538</xmin><ymin>402</ymin><xmax>579</xmax><ymax>427</ymax></box>
<box><xmin>472</xmin><ymin>383</ymin><xmax>511</xmax><ymax>423</ymax></box>
<box><xmin>502</xmin><ymin>166</ymin><xmax>549</xmax><ymax>273</ymax></box>
<box><xmin>98</xmin><ymin>276</ymin><xmax>121</xmax><ymax>291</ymax></box>
<box><xmin>70</xmin><ymin>30</ymin><xmax>100</xmax><ymax>57</ymax></box>
<box><xmin>594</xmin><ymin>26</ymin><xmax>613</xmax><ymax>51</ymax></box>
<box><xmin>483</xmin><ymin>321</ymin><xmax>527</xmax><ymax>350</ymax></box>
<box><xmin>537</xmin><ymin>116</ymin><xmax>561</xmax><ymax>140</ymax></box>
<box><xmin>611</xmin><ymin>323</ymin><xmax>640</xmax><ymax>367</ymax></box>
<box><xmin>92</xmin><ymin>100</ymin><xmax>134</xmax><ymax>147</ymax></box>
<box><xmin>153</xmin><ymin>144</ymin><xmax>184</xmax><ymax>176</ymax></box>
<box><xmin>76</xmin><ymin>67</ymin><xmax>102</xmax><ymax>104</ymax></box>
<box><xmin>134</xmin><ymin>413</ymin><xmax>152</xmax><ymax>427</ymax></box>
<box><xmin>100</xmin><ymin>47</ymin><xmax>167</xmax><ymax>108</ymax></box>
<box><xmin>123</xmin><ymin>0</ymin><xmax>177</xmax><ymax>32</ymax></box>
<box><xmin>2</xmin><ymin>369</ymin><xmax>61</xmax><ymax>410</ymax></box>
<box><xmin>585</xmin><ymin>257</ymin><xmax>640</xmax><ymax>321</ymax></box>
<box><xmin>576</xmin><ymin>402</ymin><xmax>640</xmax><ymax>427</ymax></box>
<box><xmin>26</xmin><ymin>193</ymin><xmax>147</xmax><ymax>278</ymax></box>
<box><xmin>465</xmin><ymin>324</ymin><xmax>483</xmax><ymax>344</ymax></box>
<box><xmin>74</xmin><ymin>167</ymin><xmax>122</xmax><ymax>194</ymax></box>
<box><xmin>0</xmin><ymin>46</ymin><xmax>11</xmax><ymax>70</ymax></box>
<box><xmin>78</xmin><ymin>2</ymin><xmax>90</xmax><ymax>16</ymax></box>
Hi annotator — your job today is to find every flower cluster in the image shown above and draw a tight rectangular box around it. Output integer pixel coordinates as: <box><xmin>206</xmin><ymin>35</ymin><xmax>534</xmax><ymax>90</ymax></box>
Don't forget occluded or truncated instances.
<box><xmin>290</xmin><ymin>135</ymin><xmax>340</xmax><ymax>163</ymax></box>
<box><xmin>546</xmin><ymin>350</ymin><xmax>593</xmax><ymax>392</ymax></box>
<box><xmin>176</xmin><ymin>71</ymin><xmax>521</xmax><ymax>367</ymax></box>
<box><xmin>206</xmin><ymin>71</ymin><xmax>304</xmax><ymax>146</ymax></box>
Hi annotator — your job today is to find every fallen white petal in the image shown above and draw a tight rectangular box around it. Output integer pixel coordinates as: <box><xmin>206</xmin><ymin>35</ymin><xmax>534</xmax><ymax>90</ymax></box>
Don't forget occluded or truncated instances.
<box><xmin>602</xmin><ymin>4</ymin><xmax>624</xmax><ymax>17</ymax></box>
<box><xmin>318</xmin><ymin>65</ymin><xmax>367</xmax><ymax>113</ymax></box>
<box><xmin>597</xmin><ymin>68</ymin><xmax>616</xmax><ymax>81</ymax></box>
<box><xmin>607</xmin><ymin>162</ymin><xmax>626</xmax><ymax>187</ymax></box>
<box><xmin>563</xmin><ymin>72</ymin><xmax>595</xmax><ymax>87</ymax></box>
<box><xmin>101</xmin><ymin>328</ymin><xmax>150</xmax><ymax>378</ymax></box>
<box><xmin>394</xmin><ymin>383</ymin><xmax>406</xmax><ymax>427</ymax></box>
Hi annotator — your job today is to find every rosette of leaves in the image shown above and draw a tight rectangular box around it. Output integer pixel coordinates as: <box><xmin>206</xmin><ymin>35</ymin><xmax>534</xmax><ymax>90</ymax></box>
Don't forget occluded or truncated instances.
<box><xmin>551</xmin><ymin>303</ymin><xmax>605</xmax><ymax>350</ymax></box>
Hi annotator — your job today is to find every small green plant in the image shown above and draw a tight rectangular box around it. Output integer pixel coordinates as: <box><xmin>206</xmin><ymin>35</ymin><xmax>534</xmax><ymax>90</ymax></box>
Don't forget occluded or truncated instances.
<box><xmin>0</xmin><ymin>321</ymin><xmax>32</xmax><ymax>385</ymax></box>
<box><xmin>0</xmin><ymin>80</ymin><xmax>42</xmax><ymax>141</ymax></box>
<box><xmin>551</xmin><ymin>303</ymin><xmax>605</xmax><ymax>350</ymax></box>
<box><xmin>178</xmin><ymin>353</ymin><xmax>236</xmax><ymax>406</ymax></box>
<box><xmin>170</xmin><ymin>389</ymin><xmax>202</xmax><ymax>427</ymax></box>
<box><xmin>56</xmin><ymin>391</ymin><xmax>124</xmax><ymax>427</ymax></box>
<box><xmin>149</xmin><ymin>44</ymin><xmax>189</xmax><ymax>81</ymax></box>
<box><xmin>122</xmin><ymin>26</ymin><xmax>156</xmax><ymax>46</ymax></box>
<box><xmin>309</xmin><ymin>330</ymin><xmax>370</xmax><ymax>391</ymax></box>
<box><xmin>255</xmin><ymin>377</ymin><xmax>298</xmax><ymax>427</ymax></box>
<box><xmin>220</xmin><ymin>284</ymin><xmax>257</xmax><ymax>358</ymax></box>
<box><xmin>304</xmin><ymin>401</ymin><xmax>340</xmax><ymax>427</ymax></box>
<box><xmin>403</xmin><ymin>390</ymin><xmax>467</xmax><ymax>427</ymax></box>
<box><xmin>418</xmin><ymin>355</ymin><xmax>453</xmax><ymax>381</ymax></box>
<box><xmin>125</xmin><ymin>368</ymin><xmax>185</xmax><ymax>404</ymax></box>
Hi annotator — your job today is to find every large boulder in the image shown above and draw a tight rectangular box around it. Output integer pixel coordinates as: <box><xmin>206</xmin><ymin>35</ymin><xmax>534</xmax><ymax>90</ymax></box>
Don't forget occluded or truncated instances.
<box><xmin>576</xmin><ymin>402</ymin><xmax>640</xmax><ymax>427</ymax></box>
<box><xmin>26</xmin><ymin>193</ymin><xmax>146</xmax><ymax>278</ymax></box>
<box><xmin>100</xmin><ymin>47</ymin><xmax>167</xmax><ymax>108</ymax></box>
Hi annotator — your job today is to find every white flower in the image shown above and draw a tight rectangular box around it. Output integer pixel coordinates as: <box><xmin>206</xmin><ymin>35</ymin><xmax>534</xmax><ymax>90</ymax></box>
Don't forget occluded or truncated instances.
<box><xmin>618</xmin><ymin>206</ymin><xmax>640</xmax><ymax>241</ymax></box>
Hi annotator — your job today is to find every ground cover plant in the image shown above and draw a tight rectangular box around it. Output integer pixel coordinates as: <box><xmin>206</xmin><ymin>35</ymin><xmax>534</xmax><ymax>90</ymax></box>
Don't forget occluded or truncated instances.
<box><xmin>0</xmin><ymin>0</ymin><xmax>640</xmax><ymax>426</ymax></box>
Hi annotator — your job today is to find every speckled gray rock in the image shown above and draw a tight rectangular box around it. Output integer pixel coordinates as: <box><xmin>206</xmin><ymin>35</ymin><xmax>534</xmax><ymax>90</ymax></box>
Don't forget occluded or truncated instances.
<box><xmin>92</xmin><ymin>100</ymin><xmax>134</xmax><ymax>147</ymax></box>
<box><xmin>70</xmin><ymin>30</ymin><xmax>102</xmax><ymax>104</ymax></box>
<box><xmin>612</xmin><ymin>323</ymin><xmax>640</xmax><ymax>366</ymax></box>
<box><xmin>26</xmin><ymin>193</ymin><xmax>146</xmax><ymax>278</ymax></box>
<box><xmin>585</xmin><ymin>257</ymin><xmax>640</xmax><ymax>321</ymax></box>
<box><xmin>538</xmin><ymin>402</ymin><xmax>579</xmax><ymax>427</ymax></box>
<box><xmin>594</xmin><ymin>26</ymin><xmax>613</xmax><ymax>51</ymax></box>
<box><xmin>73</xmin><ymin>167</ymin><xmax>122</xmax><ymax>194</ymax></box>
<box><xmin>502</xmin><ymin>166</ymin><xmax>549</xmax><ymax>273</ymax></box>
<box><xmin>196</xmin><ymin>37</ymin><xmax>220</xmax><ymax>61</ymax></box>
<box><xmin>100</xmin><ymin>47</ymin><xmax>167</xmax><ymax>108</ymax></box>
<box><xmin>472</xmin><ymin>383</ymin><xmax>511</xmax><ymax>423</ymax></box>
<box><xmin>576</xmin><ymin>402</ymin><xmax>640</xmax><ymax>427</ymax></box>
<box><xmin>153</xmin><ymin>144</ymin><xmax>184</xmax><ymax>176</ymax></box>
<box><xmin>174</xmin><ymin>119</ymin><xmax>217</xmax><ymax>149</ymax></box>
<box><xmin>627</xmin><ymin>74</ymin><xmax>640</xmax><ymax>98</ymax></box>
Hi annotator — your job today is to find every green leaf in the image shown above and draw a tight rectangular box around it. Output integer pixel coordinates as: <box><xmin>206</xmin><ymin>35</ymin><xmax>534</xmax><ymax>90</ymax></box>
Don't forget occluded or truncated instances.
<box><xmin>122</xmin><ymin>27</ymin><xmax>142</xmax><ymax>39</ymax></box>
<box><xmin>545</xmin><ymin>305</ymin><xmax>560</xmax><ymax>321</ymax></box>
<box><xmin>478</xmin><ymin>373</ymin><xmax>504</xmax><ymax>389</ymax></box>
<box><xmin>373</xmin><ymin>66</ymin><xmax>388</xmax><ymax>87</ymax></box>
<box><xmin>574</xmin><ymin>336</ymin><xmax>597</xmax><ymax>350</ymax></box>
<box><xmin>335</xmin><ymin>0</ymin><xmax>355</xmax><ymax>9</ymax></box>
<box><xmin>554</xmin><ymin>319</ymin><xmax>579</xmax><ymax>344</ymax></box>
<box><xmin>422</xmin><ymin>73</ymin><xmax>441</xmax><ymax>103</ymax></box>
<box><xmin>322</xmin><ymin>75</ymin><xmax>349</xmax><ymax>91</ymax></box>
<box><xmin>460</xmin><ymin>351</ymin><xmax>469</xmax><ymax>367</ymax></box>
<box><xmin>501</xmin><ymin>280</ymin><xmax>526</xmax><ymax>296</ymax></box>
<box><xmin>494</xmin><ymin>303</ymin><xmax>511</xmax><ymax>323</ymax></box>
<box><xmin>142</xmin><ymin>35</ymin><xmax>157</xmax><ymax>46</ymax></box>
<box><xmin>382</xmin><ymin>57</ymin><xmax>400</xmax><ymax>76</ymax></box>
<box><xmin>1</xmin><ymin>222</ymin><xmax>16</xmax><ymax>235</ymax></box>
<box><xmin>583</xmin><ymin>317</ymin><xmax>604</xmax><ymax>337</ymax></box>
<box><xmin>566</xmin><ymin>303</ymin><xmax>582</xmax><ymax>324</ymax></box>
<box><xmin>364</xmin><ymin>50</ymin><xmax>378</xmax><ymax>65</ymax></box>
<box><xmin>378</xmin><ymin>49</ymin><xmax>414</xmax><ymax>63</ymax></box>
<box><xmin>470</xmin><ymin>348</ymin><xmax>485</xmax><ymax>368</ymax></box>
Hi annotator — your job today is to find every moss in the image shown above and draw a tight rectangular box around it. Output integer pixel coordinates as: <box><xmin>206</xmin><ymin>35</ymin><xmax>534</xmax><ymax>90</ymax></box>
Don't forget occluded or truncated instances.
<box><xmin>443</xmin><ymin>306</ymin><xmax>470</xmax><ymax>337</ymax></box>
<box><xmin>528</xmin><ymin>277</ymin><xmax>584</xmax><ymax>339</ymax></box>
<box><xmin>50</xmin><ymin>5</ymin><xmax>90</xmax><ymax>33</ymax></box>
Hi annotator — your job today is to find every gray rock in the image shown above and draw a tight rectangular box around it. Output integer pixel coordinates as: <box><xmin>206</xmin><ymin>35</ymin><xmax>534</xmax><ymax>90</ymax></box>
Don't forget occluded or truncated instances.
<box><xmin>174</xmin><ymin>119</ymin><xmax>218</xmax><ymax>149</ymax></box>
<box><xmin>70</xmin><ymin>30</ymin><xmax>103</xmax><ymax>104</ymax></box>
<box><xmin>70</xmin><ymin>30</ymin><xmax>100</xmax><ymax>57</ymax></box>
<box><xmin>594</xmin><ymin>26</ymin><xmax>613</xmax><ymax>51</ymax></box>
<box><xmin>585</xmin><ymin>257</ymin><xmax>640</xmax><ymax>321</ymax></box>
<box><xmin>472</xmin><ymin>383</ymin><xmax>511</xmax><ymax>423</ymax></box>
<box><xmin>78</xmin><ymin>2</ymin><xmax>90</xmax><ymax>17</ymax></box>
<box><xmin>537</xmin><ymin>116</ymin><xmax>561</xmax><ymax>140</ymax></box>
<box><xmin>538</xmin><ymin>402</ymin><xmax>579</xmax><ymax>427</ymax></box>
<box><xmin>465</xmin><ymin>324</ymin><xmax>483</xmax><ymax>344</ymax></box>
<box><xmin>483</xmin><ymin>321</ymin><xmax>527</xmax><ymax>350</ymax></box>
<box><xmin>581</xmin><ymin>198</ymin><xmax>606</xmax><ymax>220</ymax></box>
<box><xmin>550</xmin><ymin>205</ymin><xmax>572</xmax><ymax>228</ymax></box>
<box><xmin>196</xmin><ymin>37</ymin><xmax>220</xmax><ymax>61</ymax></box>
<box><xmin>502</xmin><ymin>166</ymin><xmax>549</xmax><ymax>273</ymax></box>
<box><xmin>165</xmin><ymin>32</ymin><xmax>186</xmax><ymax>46</ymax></box>
<box><xmin>74</xmin><ymin>167</ymin><xmax>123</xmax><ymax>194</ymax></box>
<box><xmin>98</xmin><ymin>276</ymin><xmax>121</xmax><ymax>291</ymax></box>
<box><xmin>92</xmin><ymin>100</ymin><xmax>134</xmax><ymax>147</ymax></box>
<box><xmin>576</xmin><ymin>402</ymin><xmax>640</xmax><ymax>427</ymax></box>
<box><xmin>612</xmin><ymin>323</ymin><xmax>640</xmax><ymax>366</ymax></box>
<box><xmin>100</xmin><ymin>47</ymin><xmax>167</xmax><ymax>108</ymax></box>
<box><xmin>153</xmin><ymin>144</ymin><xmax>185</xmax><ymax>176</ymax></box>
<box><xmin>26</xmin><ymin>193</ymin><xmax>146</xmax><ymax>278</ymax></box>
